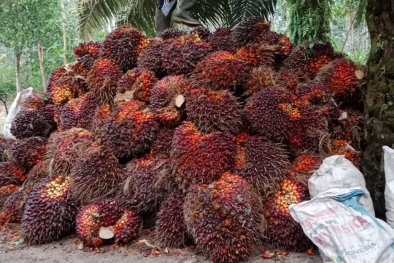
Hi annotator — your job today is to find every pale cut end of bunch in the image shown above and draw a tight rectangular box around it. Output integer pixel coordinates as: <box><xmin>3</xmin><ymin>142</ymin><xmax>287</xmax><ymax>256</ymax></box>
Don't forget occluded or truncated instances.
<box><xmin>99</xmin><ymin>226</ymin><xmax>115</xmax><ymax>239</ymax></box>
<box><xmin>355</xmin><ymin>70</ymin><xmax>364</xmax><ymax>80</ymax></box>
<box><xmin>175</xmin><ymin>95</ymin><xmax>185</xmax><ymax>108</ymax></box>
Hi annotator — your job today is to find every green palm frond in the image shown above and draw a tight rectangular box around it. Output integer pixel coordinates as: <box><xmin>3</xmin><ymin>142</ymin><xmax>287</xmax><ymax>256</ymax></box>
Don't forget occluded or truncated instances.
<box><xmin>227</xmin><ymin>0</ymin><xmax>277</xmax><ymax>28</ymax></box>
<box><xmin>121</xmin><ymin>0</ymin><xmax>157</xmax><ymax>36</ymax></box>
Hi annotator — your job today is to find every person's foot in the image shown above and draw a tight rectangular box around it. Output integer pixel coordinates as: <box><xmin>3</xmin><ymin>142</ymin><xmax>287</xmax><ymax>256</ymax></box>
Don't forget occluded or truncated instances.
<box><xmin>172</xmin><ymin>14</ymin><xmax>201</xmax><ymax>27</ymax></box>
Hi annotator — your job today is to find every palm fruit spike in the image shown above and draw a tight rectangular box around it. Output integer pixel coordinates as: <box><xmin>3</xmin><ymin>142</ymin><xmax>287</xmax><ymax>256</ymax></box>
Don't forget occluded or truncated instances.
<box><xmin>24</xmin><ymin>161</ymin><xmax>48</xmax><ymax>189</ymax></box>
<box><xmin>161</xmin><ymin>36</ymin><xmax>212</xmax><ymax>75</ymax></box>
<box><xmin>137</xmin><ymin>39</ymin><xmax>166</xmax><ymax>78</ymax></box>
<box><xmin>70</xmin><ymin>146</ymin><xmax>123</xmax><ymax>205</ymax></box>
<box><xmin>170</xmin><ymin>122</ymin><xmax>236</xmax><ymax>191</ymax></box>
<box><xmin>244</xmin><ymin>88</ymin><xmax>299</xmax><ymax>140</ymax></box>
<box><xmin>236</xmin><ymin>44</ymin><xmax>275</xmax><ymax>67</ymax></box>
<box><xmin>235</xmin><ymin>135</ymin><xmax>289</xmax><ymax>196</ymax></box>
<box><xmin>0</xmin><ymin>184</ymin><xmax>19</xmax><ymax>208</ymax></box>
<box><xmin>265</xmin><ymin>179</ymin><xmax>310</xmax><ymax>250</ymax></box>
<box><xmin>117</xmin><ymin>68</ymin><xmax>157</xmax><ymax>102</ymax></box>
<box><xmin>161</xmin><ymin>28</ymin><xmax>186</xmax><ymax>40</ymax></box>
<box><xmin>0</xmin><ymin>189</ymin><xmax>29</xmax><ymax>224</ymax></box>
<box><xmin>232</xmin><ymin>17</ymin><xmax>270</xmax><ymax>47</ymax></box>
<box><xmin>315</xmin><ymin>59</ymin><xmax>359</xmax><ymax>95</ymax></box>
<box><xmin>190</xmin><ymin>27</ymin><xmax>211</xmax><ymax>41</ymax></box>
<box><xmin>184</xmin><ymin>173</ymin><xmax>265</xmax><ymax>263</ymax></box>
<box><xmin>245</xmin><ymin>66</ymin><xmax>276</xmax><ymax>97</ymax></box>
<box><xmin>89</xmin><ymin>104</ymin><xmax>111</xmax><ymax>136</ymax></box>
<box><xmin>21</xmin><ymin>174</ymin><xmax>78</xmax><ymax>244</ymax></box>
<box><xmin>11</xmin><ymin>106</ymin><xmax>56</xmax><ymax>139</ymax></box>
<box><xmin>286</xmin><ymin>154</ymin><xmax>321</xmax><ymax>184</ymax></box>
<box><xmin>86</xmin><ymin>58</ymin><xmax>123</xmax><ymax>105</ymax></box>
<box><xmin>150</xmin><ymin>75</ymin><xmax>191</xmax><ymax>126</ymax></box>
<box><xmin>7</xmin><ymin>137</ymin><xmax>46</xmax><ymax>170</ymax></box>
<box><xmin>59</xmin><ymin>93</ymin><xmax>97</xmax><ymax>131</ymax></box>
<box><xmin>101</xmin><ymin>100</ymin><xmax>159</xmax><ymax>160</ymax></box>
<box><xmin>101</xmin><ymin>25</ymin><xmax>149</xmax><ymax>72</ymax></box>
<box><xmin>113</xmin><ymin>210</ymin><xmax>142</xmax><ymax>244</ymax></box>
<box><xmin>155</xmin><ymin>191</ymin><xmax>189</xmax><ymax>248</ymax></box>
<box><xmin>190</xmin><ymin>51</ymin><xmax>251</xmax><ymax>91</ymax></box>
<box><xmin>0</xmin><ymin>162</ymin><xmax>26</xmax><ymax>186</ymax></box>
<box><xmin>151</xmin><ymin>128</ymin><xmax>175</xmax><ymax>158</ymax></box>
<box><xmin>73</xmin><ymin>41</ymin><xmax>101</xmax><ymax>59</ymax></box>
<box><xmin>46</xmin><ymin>128</ymin><xmax>95</xmax><ymax>176</ymax></box>
<box><xmin>23</xmin><ymin>91</ymin><xmax>48</xmax><ymax>110</ymax></box>
<box><xmin>261</xmin><ymin>31</ymin><xmax>293</xmax><ymax>58</ymax></box>
<box><xmin>186</xmin><ymin>88</ymin><xmax>243</xmax><ymax>134</ymax></box>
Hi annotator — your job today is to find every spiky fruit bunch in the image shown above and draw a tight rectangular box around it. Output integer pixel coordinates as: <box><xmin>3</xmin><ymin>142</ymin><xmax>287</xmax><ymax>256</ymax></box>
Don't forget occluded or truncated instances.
<box><xmin>245</xmin><ymin>66</ymin><xmax>276</xmax><ymax>96</ymax></box>
<box><xmin>184</xmin><ymin>173</ymin><xmax>265</xmax><ymax>263</ymax></box>
<box><xmin>89</xmin><ymin>104</ymin><xmax>111</xmax><ymax>135</ymax></box>
<box><xmin>276</xmin><ymin>69</ymin><xmax>303</xmax><ymax>91</ymax></box>
<box><xmin>281</xmin><ymin>46</ymin><xmax>308</xmax><ymax>74</ymax></box>
<box><xmin>332</xmin><ymin>109</ymin><xmax>363</xmax><ymax>145</ymax></box>
<box><xmin>22</xmin><ymin>174</ymin><xmax>78</xmax><ymax>244</ymax></box>
<box><xmin>161</xmin><ymin>28</ymin><xmax>186</xmax><ymax>40</ymax></box>
<box><xmin>46</xmin><ymin>128</ymin><xmax>95</xmax><ymax>175</ymax></box>
<box><xmin>235</xmin><ymin>135</ymin><xmax>289</xmax><ymax>195</ymax></box>
<box><xmin>316</xmin><ymin>59</ymin><xmax>359</xmax><ymax>95</ymax></box>
<box><xmin>161</xmin><ymin>36</ymin><xmax>212</xmax><ymax>75</ymax></box>
<box><xmin>236</xmin><ymin>44</ymin><xmax>275</xmax><ymax>67</ymax></box>
<box><xmin>151</xmin><ymin>128</ymin><xmax>175</xmax><ymax>158</ymax></box>
<box><xmin>286</xmin><ymin>155</ymin><xmax>321</xmax><ymax>184</ymax></box>
<box><xmin>113</xmin><ymin>210</ymin><xmax>142</xmax><ymax>244</ymax></box>
<box><xmin>303</xmin><ymin>42</ymin><xmax>338</xmax><ymax>77</ymax></box>
<box><xmin>155</xmin><ymin>191</ymin><xmax>188</xmax><ymax>248</ymax></box>
<box><xmin>25</xmin><ymin>161</ymin><xmax>48</xmax><ymax>189</ymax></box>
<box><xmin>23</xmin><ymin>91</ymin><xmax>48</xmax><ymax>110</ymax></box>
<box><xmin>190</xmin><ymin>27</ymin><xmax>211</xmax><ymax>41</ymax></box>
<box><xmin>86</xmin><ymin>58</ymin><xmax>123</xmax><ymax>104</ymax></box>
<box><xmin>208</xmin><ymin>28</ymin><xmax>237</xmax><ymax>53</ymax></box>
<box><xmin>0</xmin><ymin>189</ymin><xmax>29</xmax><ymax>223</ymax></box>
<box><xmin>11</xmin><ymin>106</ymin><xmax>56</xmax><ymax>139</ymax></box>
<box><xmin>261</xmin><ymin>31</ymin><xmax>293</xmax><ymax>58</ymax></box>
<box><xmin>186</xmin><ymin>88</ymin><xmax>243</xmax><ymax>134</ymax></box>
<box><xmin>59</xmin><ymin>93</ymin><xmax>97</xmax><ymax>131</ymax></box>
<box><xmin>150</xmin><ymin>75</ymin><xmax>191</xmax><ymax>126</ymax></box>
<box><xmin>137</xmin><ymin>39</ymin><xmax>165</xmax><ymax>77</ymax></box>
<box><xmin>0</xmin><ymin>184</ymin><xmax>19</xmax><ymax>207</ymax></box>
<box><xmin>101</xmin><ymin>25</ymin><xmax>149</xmax><ymax>72</ymax></box>
<box><xmin>70</xmin><ymin>146</ymin><xmax>123</xmax><ymax>204</ymax></box>
<box><xmin>73</xmin><ymin>42</ymin><xmax>101</xmax><ymax>59</ymax></box>
<box><xmin>297</xmin><ymin>83</ymin><xmax>332</xmax><ymax>104</ymax></box>
<box><xmin>117</xmin><ymin>68</ymin><xmax>157</xmax><ymax>102</ymax></box>
<box><xmin>7</xmin><ymin>137</ymin><xmax>46</xmax><ymax>170</ymax></box>
<box><xmin>232</xmin><ymin>17</ymin><xmax>270</xmax><ymax>46</ymax></box>
<box><xmin>0</xmin><ymin>162</ymin><xmax>25</xmax><ymax>186</ymax></box>
<box><xmin>328</xmin><ymin>140</ymin><xmax>362</xmax><ymax>168</ymax></box>
<box><xmin>102</xmin><ymin>100</ymin><xmax>159</xmax><ymax>160</ymax></box>
<box><xmin>265</xmin><ymin>179</ymin><xmax>309</xmax><ymax>250</ymax></box>
<box><xmin>170</xmin><ymin>122</ymin><xmax>236</xmax><ymax>191</ymax></box>
<box><xmin>191</xmin><ymin>51</ymin><xmax>251</xmax><ymax>91</ymax></box>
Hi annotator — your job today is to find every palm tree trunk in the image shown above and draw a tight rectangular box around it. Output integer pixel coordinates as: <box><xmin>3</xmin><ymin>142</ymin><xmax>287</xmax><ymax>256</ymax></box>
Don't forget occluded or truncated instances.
<box><xmin>363</xmin><ymin>0</ymin><xmax>394</xmax><ymax>220</ymax></box>
<box><xmin>15</xmin><ymin>52</ymin><xmax>21</xmax><ymax>93</ymax></box>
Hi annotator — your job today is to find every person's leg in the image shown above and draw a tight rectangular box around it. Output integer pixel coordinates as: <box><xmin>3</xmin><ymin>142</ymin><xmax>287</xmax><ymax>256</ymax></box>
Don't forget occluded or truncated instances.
<box><xmin>172</xmin><ymin>0</ymin><xmax>201</xmax><ymax>27</ymax></box>
<box><xmin>155</xmin><ymin>7</ymin><xmax>172</xmax><ymax>37</ymax></box>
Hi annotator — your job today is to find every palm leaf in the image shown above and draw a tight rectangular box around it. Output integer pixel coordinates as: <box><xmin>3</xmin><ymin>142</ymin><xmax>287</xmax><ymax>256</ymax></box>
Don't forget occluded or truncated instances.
<box><xmin>227</xmin><ymin>0</ymin><xmax>277</xmax><ymax>28</ymax></box>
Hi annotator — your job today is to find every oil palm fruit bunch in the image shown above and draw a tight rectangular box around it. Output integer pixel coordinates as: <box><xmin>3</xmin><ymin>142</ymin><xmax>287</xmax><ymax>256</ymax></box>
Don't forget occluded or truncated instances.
<box><xmin>23</xmin><ymin>91</ymin><xmax>49</xmax><ymax>110</ymax></box>
<box><xmin>89</xmin><ymin>104</ymin><xmax>111</xmax><ymax>135</ymax></box>
<box><xmin>261</xmin><ymin>31</ymin><xmax>293</xmax><ymax>59</ymax></box>
<box><xmin>73</xmin><ymin>41</ymin><xmax>101</xmax><ymax>69</ymax></box>
<box><xmin>265</xmin><ymin>179</ymin><xmax>310</xmax><ymax>250</ymax></box>
<box><xmin>245</xmin><ymin>66</ymin><xmax>276</xmax><ymax>96</ymax></box>
<box><xmin>21</xmin><ymin>174</ymin><xmax>78</xmax><ymax>244</ymax></box>
<box><xmin>190</xmin><ymin>27</ymin><xmax>211</xmax><ymax>41</ymax></box>
<box><xmin>184</xmin><ymin>172</ymin><xmax>265</xmax><ymax>263</ymax></box>
<box><xmin>232</xmin><ymin>17</ymin><xmax>270</xmax><ymax>46</ymax></box>
<box><xmin>101</xmin><ymin>25</ymin><xmax>149</xmax><ymax>72</ymax></box>
<box><xmin>113</xmin><ymin>210</ymin><xmax>142</xmax><ymax>244</ymax></box>
<box><xmin>236</xmin><ymin>44</ymin><xmax>275</xmax><ymax>67</ymax></box>
<box><xmin>25</xmin><ymin>161</ymin><xmax>48</xmax><ymax>189</ymax></box>
<box><xmin>161</xmin><ymin>28</ymin><xmax>186</xmax><ymax>40</ymax></box>
<box><xmin>208</xmin><ymin>28</ymin><xmax>237</xmax><ymax>53</ymax></box>
<box><xmin>117</xmin><ymin>68</ymin><xmax>157</xmax><ymax>102</ymax></box>
<box><xmin>0</xmin><ymin>184</ymin><xmax>19</xmax><ymax>207</ymax></box>
<box><xmin>7</xmin><ymin>137</ymin><xmax>46</xmax><ymax>170</ymax></box>
<box><xmin>286</xmin><ymin>154</ymin><xmax>321</xmax><ymax>184</ymax></box>
<box><xmin>0</xmin><ymin>162</ymin><xmax>26</xmax><ymax>186</ymax></box>
<box><xmin>170</xmin><ymin>122</ymin><xmax>236</xmax><ymax>191</ymax></box>
<box><xmin>137</xmin><ymin>39</ymin><xmax>166</xmax><ymax>78</ymax></box>
<box><xmin>0</xmin><ymin>189</ymin><xmax>29</xmax><ymax>224</ymax></box>
<box><xmin>151</xmin><ymin>128</ymin><xmax>175</xmax><ymax>158</ymax></box>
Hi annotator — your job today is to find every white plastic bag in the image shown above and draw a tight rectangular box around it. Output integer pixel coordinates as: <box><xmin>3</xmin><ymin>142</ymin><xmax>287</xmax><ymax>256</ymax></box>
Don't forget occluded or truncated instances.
<box><xmin>383</xmin><ymin>146</ymin><xmax>394</xmax><ymax>228</ymax></box>
<box><xmin>3</xmin><ymin>87</ymin><xmax>33</xmax><ymax>139</ymax></box>
<box><xmin>289</xmin><ymin>188</ymin><xmax>394</xmax><ymax>263</ymax></box>
<box><xmin>308</xmin><ymin>155</ymin><xmax>375</xmax><ymax>216</ymax></box>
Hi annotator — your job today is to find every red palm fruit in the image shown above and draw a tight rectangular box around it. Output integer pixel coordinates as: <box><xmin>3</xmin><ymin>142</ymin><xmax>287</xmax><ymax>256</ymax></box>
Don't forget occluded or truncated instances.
<box><xmin>151</xmin><ymin>128</ymin><xmax>175</xmax><ymax>158</ymax></box>
<box><xmin>232</xmin><ymin>17</ymin><xmax>270</xmax><ymax>47</ymax></box>
<box><xmin>0</xmin><ymin>189</ymin><xmax>29</xmax><ymax>224</ymax></box>
<box><xmin>24</xmin><ymin>161</ymin><xmax>48</xmax><ymax>189</ymax></box>
<box><xmin>86</xmin><ymin>58</ymin><xmax>123</xmax><ymax>105</ymax></box>
<box><xmin>89</xmin><ymin>104</ymin><xmax>112</xmax><ymax>135</ymax></box>
<box><xmin>235</xmin><ymin>135</ymin><xmax>289</xmax><ymax>196</ymax></box>
<box><xmin>101</xmin><ymin>25</ymin><xmax>149</xmax><ymax>72</ymax></box>
<box><xmin>276</xmin><ymin>69</ymin><xmax>303</xmax><ymax>91</ymax></box>
<box><xmin>95</xmin><ymin>198</ymin><xmax>125</xmax><ymax>227</ymax></box>
<box><xmin>0</xmin><ymin>162</ymin><xmax>26</xmax><ymax>186</ymax></box>
<box><xmin>161</xmin><ymin>36</ymin><xmax>212</xmax><ymax>75</ymax></box>
<box><xmin>190</xmin><ymin>51</ymin><xmax>252</xmax><ymax>91</ymax></box>
<box><xmin>117</xmin><ymin>68</ymin><xmax>157</xmax><ymax>102</ymax></box>
<box><xmin>297</xmin><ymin>83</ymin><xmax>332</xmax><ymax>104</ymax></box>
<box><xmin>286</xmin><ymin>154</ymin><xmax>322</xmax><ymax>184</ymax></box>
<box><xmin>184</xmin><ymin>173</ymin><xmax>265</xmax><ymax>263</ymax></box>
<box><xmin>101</xmin><ymin>100</ymin><xmax>159</xmax><ymax>160</ymax></box>
<box><xmin>208</xmin><ymin>28</ymin><xmax>237</xmax><ymax>53</ymax></box>
<box><xmin>137</xmin><ymin>39</ymin><xmax>166</xmax><ymax>78</ymax></box>
<box><xmin>21</xmin><ymin>174</ymin><xmax>78</xmax><ymax>244</ymax></box>
<box><xmin>73</xmin><ymin>41</ymin><xmax>101</xmax><ymax>59</ymax></box>
<box><xmin>315</xmin><ymin>59</ymin><xmax>359</xmax><ymax>95</ymax></box>
<box><xmin>265</xmin><ymin>179</ymin><xmax>310</xmax><ymax>250</ymax></box>
<box><xmin>186</xmin><ymin>88</ymin><xmax>243</xmax><ymax>134</ymax></box>
<box><xmin>7</xmin><ymin>137</ymin><xmax>46</xmax><ymax>170</ymax></box>
<box><xmin>0</xmin><ymin>184</ymin><xmax>19</xmax><ymax>208</ymax></box>
<box><xmin>23</xmin><ymin>91</ymin><xmax>48</xmax><ymax>110</ymax></box>
<box><xmin>245</xmin><ymin>66</ymin><xmax>276</xmax><ymax>96</ymax></box>
<box><xmin>11</xmin><ymin>106</ymin><xmax>57</xmax><ymax>139</ymax></box>
<box><xmin>244</xmin><ymin>88</ymin><xmax>299</xmax><ymax>139</ymax></box>
<box><xmin>282</xmin><ymin>46</ymin><xmax>307</xmax><ymax>72</ymax></box>
<box><xmin>170</xmin><ymin>122</ymin><xmax>236</xmax><ymax>191</ymax></box>
<box><xmin>161</xmin><ymin>28</ymin><xmax>186</xmax><ymax>40</ymax></box>
<box><xmin>328</xmin><ymin>140</ymin><xmax>362</xmax><ymax>168</ymax></box>
<box><xmin>261</xmin><ymin>31</ymin><xmax>293</xmax><ymax>58</ymax></box>
<box><xmin>59</xmin><ymin>93</ymin><xmax>97</xmax><ymax>131</ymax></box>
<box><xmin>70</xmin><ymin>146</ymin><xmax>123</xmax><ymax>205</ymax></box>
<box><xmin>113</xmin><ymin>210</ymin><xmax>142</xmax><ymax>244</ymax></box>
<box><xmin>190</xmin><ymin>27</ymin><xmax>211</xmax><ymax>41</ymax></box>
<box><xmin>46</xmin><ymin>128</ymin><xmax>95</xmax><ymax>175</ymax></box>
<box><xmin>155</xmin><ymin>191</ymin><xmax>189</xmax><ymax>248</ymax></box>
<box><xmin>236</xmin><ymin>44</ymin><xmax>275</xmax><ymax>67</ymax></box>
<box><xmin>150</xmin><ymin>75</ymin><xmax>191</xmax><ymax>126</ymax></box>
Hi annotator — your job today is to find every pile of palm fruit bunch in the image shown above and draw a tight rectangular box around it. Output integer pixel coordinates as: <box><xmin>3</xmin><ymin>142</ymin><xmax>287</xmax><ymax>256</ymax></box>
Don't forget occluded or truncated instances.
<box><xmin>0</xmin><ymin>18</ymin><xmax>365</xmax><ymax>262</ymax></box>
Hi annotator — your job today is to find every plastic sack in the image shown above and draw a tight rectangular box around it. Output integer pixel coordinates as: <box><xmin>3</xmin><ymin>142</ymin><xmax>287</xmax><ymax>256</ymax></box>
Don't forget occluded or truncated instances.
<box><xmin>308</xmin><ymin>155</ymin><xmax>375</xmax><ymax>216</ymax></box>
<box><xmin>289</xmin><ymin>188</ymin><xmax>394</xmax><ymax>263</ymax></box>
<box><xmin>3</xmin><ymin>87</ymin><xmax>33</xmax><ymax>139</ymax></box>
<box><xmin>384</xmin><ymin>146</ymin><xmax>394</xmax><ymax>228</ymax></box>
